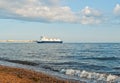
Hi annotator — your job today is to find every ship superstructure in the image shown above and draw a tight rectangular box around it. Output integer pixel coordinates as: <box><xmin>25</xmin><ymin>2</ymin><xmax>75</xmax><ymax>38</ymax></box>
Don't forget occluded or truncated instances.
<box><xmin>36</xmin><ymin>36</ymin><xmax>63</xmax><ymax>43</ymax></box>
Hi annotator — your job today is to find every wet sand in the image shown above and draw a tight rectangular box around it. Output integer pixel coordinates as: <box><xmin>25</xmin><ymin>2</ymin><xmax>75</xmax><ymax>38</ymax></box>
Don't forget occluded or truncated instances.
<box><xmin>0</xmin><ymin>65</ymin><xmax>84</xmax><ymax>83</ymax></box>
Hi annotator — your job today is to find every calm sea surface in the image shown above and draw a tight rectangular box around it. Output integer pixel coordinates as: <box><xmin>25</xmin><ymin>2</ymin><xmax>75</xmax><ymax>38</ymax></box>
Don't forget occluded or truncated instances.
<box><xmin>0</xmin><ymin>43</ymin><xmax>120</xmax><ymax>82</ymax></box>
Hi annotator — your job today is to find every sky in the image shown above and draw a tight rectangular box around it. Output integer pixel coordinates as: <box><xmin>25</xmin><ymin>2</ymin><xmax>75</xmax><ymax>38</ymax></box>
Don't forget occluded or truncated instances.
<box><xmin>0</xmin><ymin>0</ymin><xmax>120</xmax><ymax>42</ymax></box>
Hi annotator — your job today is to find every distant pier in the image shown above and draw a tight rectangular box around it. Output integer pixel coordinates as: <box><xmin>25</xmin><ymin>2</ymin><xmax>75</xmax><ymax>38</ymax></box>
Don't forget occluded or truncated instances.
<box><xmin>0</xmin><ymin>40</ymin><xmax>35</xmax><ymax>43</ymax></box>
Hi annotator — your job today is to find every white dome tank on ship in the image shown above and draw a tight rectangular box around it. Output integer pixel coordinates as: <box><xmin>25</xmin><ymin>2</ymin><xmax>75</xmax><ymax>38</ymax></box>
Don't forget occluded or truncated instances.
<box><xmin>36</xmin><ymin>36</ymin><xmax>63</xmax><ymax>43</ymax></box>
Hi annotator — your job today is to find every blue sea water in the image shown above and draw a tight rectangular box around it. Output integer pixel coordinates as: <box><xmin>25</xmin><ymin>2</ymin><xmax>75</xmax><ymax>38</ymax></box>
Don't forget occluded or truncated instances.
<box><xmin>0</xmin><ymin>43</ymin><xmax>120</xmax><ymax>82</ymax></box>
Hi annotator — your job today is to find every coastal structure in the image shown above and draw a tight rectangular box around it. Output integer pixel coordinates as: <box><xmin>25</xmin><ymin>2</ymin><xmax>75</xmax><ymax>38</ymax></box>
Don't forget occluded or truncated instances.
<box><xmin>36</xmin><ymin>36</ymin><xmax>63</xmax><ymax>43</ymax></box>
<box><xmin>0</xmin><ymin>40</ymin><xmax>34</xmax><ymax>43</ymax></box>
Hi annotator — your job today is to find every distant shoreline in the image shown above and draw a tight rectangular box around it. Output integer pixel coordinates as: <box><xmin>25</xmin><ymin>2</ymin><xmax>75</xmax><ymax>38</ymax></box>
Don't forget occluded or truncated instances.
<box><xmin>0</xmin><ymin>41</ymin><xmax>120</xmax><ymax>43</ymax></box>
<box><xmin>0</xmin><ymin>40</ymin><xmax>35</xmax><ymax>43</ymax></box>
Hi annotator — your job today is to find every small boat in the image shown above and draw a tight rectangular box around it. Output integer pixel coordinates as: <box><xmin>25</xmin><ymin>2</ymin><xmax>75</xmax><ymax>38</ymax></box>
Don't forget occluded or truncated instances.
<box><xmin>36</xmin><ymin>36</ymin><xmax>63</xmax><ymax>43</ymax></box>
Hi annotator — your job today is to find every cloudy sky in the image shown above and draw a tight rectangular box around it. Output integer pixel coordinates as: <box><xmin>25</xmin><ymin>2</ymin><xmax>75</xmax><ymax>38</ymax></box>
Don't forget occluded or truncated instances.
<box><xmin>0</xmin><ymin>0</ymin><xmax>120</xmax><ymax>42</ymax></box>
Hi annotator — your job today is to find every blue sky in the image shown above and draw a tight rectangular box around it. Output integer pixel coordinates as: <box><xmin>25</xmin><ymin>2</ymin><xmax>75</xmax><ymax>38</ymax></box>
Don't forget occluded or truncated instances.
<box><xmin>0</xmin><ymin>0</ymin><xmax>120</xmax><ymax>42</ymax></box>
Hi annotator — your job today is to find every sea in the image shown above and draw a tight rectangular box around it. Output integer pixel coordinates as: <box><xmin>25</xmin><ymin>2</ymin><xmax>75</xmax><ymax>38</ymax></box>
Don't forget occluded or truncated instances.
<box><xmin>0</xmin><ymin>43</ymin><xmax>120</xmax><ymax>83</ymax></box>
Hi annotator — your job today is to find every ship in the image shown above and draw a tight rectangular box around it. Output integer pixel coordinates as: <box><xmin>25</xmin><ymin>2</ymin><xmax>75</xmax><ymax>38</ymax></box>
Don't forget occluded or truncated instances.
<box><xmin>36</xmin><ymin>36</ymin><xmax>63</xmax><ymax>43</ymax></box>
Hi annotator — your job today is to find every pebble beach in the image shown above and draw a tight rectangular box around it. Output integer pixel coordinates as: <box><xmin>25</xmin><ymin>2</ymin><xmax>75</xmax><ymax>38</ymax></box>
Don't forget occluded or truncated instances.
<box><xmin>0</xmin><ymin>65</ymin><xmax>84</xmax><ymax>83</ymax></box>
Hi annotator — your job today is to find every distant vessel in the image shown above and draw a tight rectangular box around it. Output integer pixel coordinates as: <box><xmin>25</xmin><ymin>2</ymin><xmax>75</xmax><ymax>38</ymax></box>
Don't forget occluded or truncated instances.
<box><xmin>36</xmin><ymin>36</ymin><xmax>63</xmax><ymax>43</ymax></box>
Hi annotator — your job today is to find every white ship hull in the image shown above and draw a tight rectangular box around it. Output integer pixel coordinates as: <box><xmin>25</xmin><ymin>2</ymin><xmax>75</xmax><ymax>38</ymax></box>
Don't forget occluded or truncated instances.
<box><xmin>36</xmin><ymin>41</ymin><xmax>63</xmax><ymax>43</ymax></box>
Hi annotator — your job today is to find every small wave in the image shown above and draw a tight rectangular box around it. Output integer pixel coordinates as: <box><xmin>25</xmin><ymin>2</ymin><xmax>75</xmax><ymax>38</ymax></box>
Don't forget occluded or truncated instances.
<box><xmin>113</xmin><ymin>67</ymin><xmax>120</xmax><ymax>70</ymax></box>
<box><xmin>60</xmin><ymin>69</ymin><xmax>120</xmax><ymax>82</ymax></box>
<box><xmin>42</xmin><ymin>65</ymin><xmax>59</xmax><ymax>72</ymax></box>
<box><xmin>50</xmin><ymin>62</ymin><xmax>81</xmax><ymax>65</ymax></box>
<box><xmin>82</xmin><ymin>64</ymin><xmax>109</xmax><ymax>71</ymax></box>
<box><xmin>0</xmin><ymin>57</ymin><xmax>39</xmax><ymax>66</ymax></box>
<box><xmin>85</xmin><ymin>57</ymin><xmax>120</xmax><ymax>60</ymax></box>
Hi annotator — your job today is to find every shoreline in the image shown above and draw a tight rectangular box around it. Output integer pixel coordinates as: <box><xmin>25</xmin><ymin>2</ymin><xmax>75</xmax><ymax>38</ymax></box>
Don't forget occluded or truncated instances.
<box><xmin>0</xmin><ymin>65</ymin><xmax>84</xmax><ymax>83</ymax></box>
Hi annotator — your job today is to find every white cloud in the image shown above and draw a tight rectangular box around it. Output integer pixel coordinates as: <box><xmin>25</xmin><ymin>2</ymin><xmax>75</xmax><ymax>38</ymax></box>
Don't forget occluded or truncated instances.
<box><xmin>0</xmin><ymin>0</ymin><xmax>77</xmax><ymax>23</ymax></box>
<box><xmin>81</xmin><ymin>6</ymin><xmax>101</xmax><ymax>17</ymax></box>
<box><xmin>80</xmin><ymin>16</ymin><xmax>101</xmax><ymax>24</ymax></box>
<box><xmin>80</xmin><ymin>6</ymin><xmax>102</xmax><ymax>24</ymax></box>
<box><xmin>111</xmin><ymin>4</ymin><xmax>120</xmax><ymax>24</ymax></box>
<box><xmin>15</xmin><ymin>6</ymin><xmax>77</xmax><ymax>22</ymax></box>
<box><xmin>114</xmin><ymin>4</ymin><xmax>120</xmax><ymax>16</ymax></box>
<box><xmin>0</xmin><ymin>0</ymin><xmax>102</xmax><ymax>24</ymax></box>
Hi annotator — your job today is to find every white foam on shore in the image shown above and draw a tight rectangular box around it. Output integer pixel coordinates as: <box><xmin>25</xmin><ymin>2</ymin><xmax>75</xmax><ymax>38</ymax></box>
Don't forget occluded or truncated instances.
<box><xmin>60</xmin><ymin>69</ymin><xmax>120</xmax><ymax>82</ymax></box>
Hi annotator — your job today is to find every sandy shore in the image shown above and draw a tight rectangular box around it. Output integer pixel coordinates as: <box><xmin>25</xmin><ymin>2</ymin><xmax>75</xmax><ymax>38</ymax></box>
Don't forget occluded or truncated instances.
<box><xmin>0</xmin><ymin>65</ymin><xmax>84</xmax><ymax>83</ymax></box>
